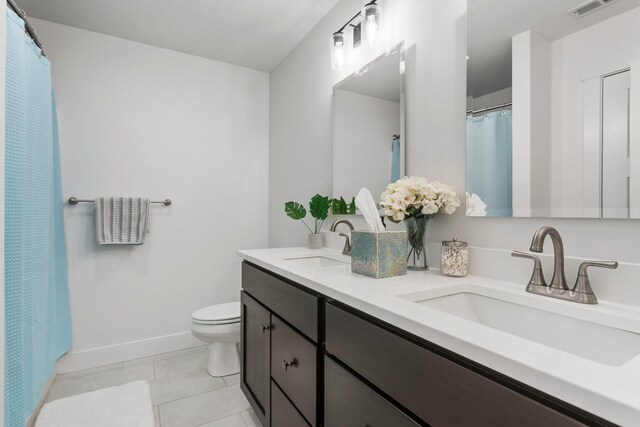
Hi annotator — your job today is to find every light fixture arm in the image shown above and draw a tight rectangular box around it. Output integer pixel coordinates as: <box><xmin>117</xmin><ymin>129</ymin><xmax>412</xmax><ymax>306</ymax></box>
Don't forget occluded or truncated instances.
<box><xmin>333</xmin><ymin>0</ymin><xmax>378</xmax><ymax>35</ymax></box>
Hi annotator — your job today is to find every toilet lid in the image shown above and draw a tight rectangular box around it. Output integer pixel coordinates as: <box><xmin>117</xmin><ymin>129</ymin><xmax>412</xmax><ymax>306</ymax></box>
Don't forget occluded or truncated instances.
<box><xmin>192</xmin><ymin>302</ymin><xmax>240</xmax><ymax>323</ymax></box>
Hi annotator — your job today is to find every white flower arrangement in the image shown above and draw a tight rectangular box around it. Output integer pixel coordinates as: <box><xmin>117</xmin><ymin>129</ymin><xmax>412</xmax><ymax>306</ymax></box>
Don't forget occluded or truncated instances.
<box><xmin>466</xmin><ymin>192</ymin><xmax>487</xmax><ymax>217</ymax></box>
<box><xmin>380</xmin><ymin>176</ymin><xmax>461</xmax><ymax>222</ymax></box>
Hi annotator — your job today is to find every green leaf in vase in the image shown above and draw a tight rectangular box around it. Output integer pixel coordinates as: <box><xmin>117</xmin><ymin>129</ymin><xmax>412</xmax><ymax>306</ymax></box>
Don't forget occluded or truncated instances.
<box><xmin>309</xmin><ymin>194</ymin><xmax>330</xmax><ymax>220</ymax></box>
<box><xmin>285</xmin><ymin>201</ymin><xmax>306</xmax><ymax>220</ymax></box>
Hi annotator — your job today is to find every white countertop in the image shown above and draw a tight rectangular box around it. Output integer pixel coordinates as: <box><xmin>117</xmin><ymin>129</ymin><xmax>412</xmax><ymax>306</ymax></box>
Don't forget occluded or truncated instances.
<box><xmin>238</xmin><ymin>247</ymin><xmax>640</xmax><ymax>426</ymax></box>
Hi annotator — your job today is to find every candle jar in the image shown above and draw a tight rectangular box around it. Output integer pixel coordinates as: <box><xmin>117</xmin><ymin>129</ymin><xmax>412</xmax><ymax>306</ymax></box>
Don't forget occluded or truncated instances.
<box><xmin>441</xmin><ymin>238</ymin><xmax>468</xmax><ymax>277</ymax></box>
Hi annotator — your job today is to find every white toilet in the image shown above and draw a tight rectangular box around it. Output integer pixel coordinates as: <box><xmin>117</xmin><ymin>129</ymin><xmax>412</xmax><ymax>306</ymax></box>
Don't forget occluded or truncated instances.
<box><xmin>191</xmin><ymin>302</ymin><xmax>241</xmax><ymax>377</ymax></box>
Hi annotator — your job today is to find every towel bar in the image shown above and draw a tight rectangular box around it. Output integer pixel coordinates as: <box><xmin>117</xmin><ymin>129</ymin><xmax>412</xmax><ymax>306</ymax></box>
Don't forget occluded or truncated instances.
<box><xmin>68</xmin><ymin>197</ymin><xmax>172</xmax><ymax>206</ymax></box>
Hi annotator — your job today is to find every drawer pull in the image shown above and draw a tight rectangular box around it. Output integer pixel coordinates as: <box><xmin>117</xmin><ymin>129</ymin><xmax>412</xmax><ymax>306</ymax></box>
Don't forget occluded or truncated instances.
<box><xmin>282</xmin><ymin>358</ymin><xmax>297</xmax><ymax>371</ymax></box>
<box><xmin>260</xmin><ymin>324</ymin><xmax>271</xmax><ymax>333</ymax></box>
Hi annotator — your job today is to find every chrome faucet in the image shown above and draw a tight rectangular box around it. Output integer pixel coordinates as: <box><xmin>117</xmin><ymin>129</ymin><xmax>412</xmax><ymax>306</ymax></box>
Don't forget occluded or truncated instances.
<box><xmin>529</xmin><ymin>226</ymin><xmax>568</xmax><ymax>292</ymax></box>
<box><xmin>512</xmin><ymin>226</ymin><xmax>618</xmax><ymax>304</ymax></box>
<box><xmin>330</xmin><ymin>219</ymin><xmax>354</xmax><ymax>256</ymax></box>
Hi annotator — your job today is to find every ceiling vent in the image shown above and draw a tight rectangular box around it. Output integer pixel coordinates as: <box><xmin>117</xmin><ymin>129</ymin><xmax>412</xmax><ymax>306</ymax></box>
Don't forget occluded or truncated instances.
<box><xmin>568</xmin><ymin>0</ymin><xmax>621</xmax><ymax>18</ymax></box>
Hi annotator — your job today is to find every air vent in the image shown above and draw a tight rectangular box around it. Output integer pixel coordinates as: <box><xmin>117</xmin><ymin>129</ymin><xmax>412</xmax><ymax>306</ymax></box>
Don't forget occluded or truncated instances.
<box><xmin>568</xmin><ymin>0</ymin><xmax>621</xmax><ymax>18</ymax></box>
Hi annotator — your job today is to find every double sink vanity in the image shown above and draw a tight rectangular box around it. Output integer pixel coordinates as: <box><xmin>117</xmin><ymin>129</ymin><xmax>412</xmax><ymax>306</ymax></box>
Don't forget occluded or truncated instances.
<box><xmin>238</xmin><ymin>244</ymin><xmax>640</xmax><ymax>426</ymax></box>
<box><xmin>236</xmin><ymin>0</ymin><xmax>640</xmax><ymax>423</ymax></box>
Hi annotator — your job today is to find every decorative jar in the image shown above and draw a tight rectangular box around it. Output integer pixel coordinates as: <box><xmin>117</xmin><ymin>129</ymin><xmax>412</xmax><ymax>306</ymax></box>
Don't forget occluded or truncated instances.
<box><xmin>441</xmin><ymin>238</ymin><xmax>468</xmax><ymax>277</ymax></box>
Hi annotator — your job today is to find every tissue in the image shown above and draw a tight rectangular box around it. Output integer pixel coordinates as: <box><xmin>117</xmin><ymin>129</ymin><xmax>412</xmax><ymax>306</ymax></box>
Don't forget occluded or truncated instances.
<box><xmin>351</xmin><ymin>188</ymin><xmax>407</xmax><ymax>279</ymax></box>
<box><xmin>355</xmin><ymin>188</ymin><xmax>384</xmax><ymax>232</ymax></box>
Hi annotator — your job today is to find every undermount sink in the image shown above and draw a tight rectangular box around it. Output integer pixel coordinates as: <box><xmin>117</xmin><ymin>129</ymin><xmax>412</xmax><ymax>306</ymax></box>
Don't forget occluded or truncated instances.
<box><xmin>402</xmin><ymin>288</ymin><xmax>640</xmax><ymax>366</ymax></box>
<box><xmin>283</xmin><ymin>256</ymin><xmax>348</xmax><ymax>268</ymax></box>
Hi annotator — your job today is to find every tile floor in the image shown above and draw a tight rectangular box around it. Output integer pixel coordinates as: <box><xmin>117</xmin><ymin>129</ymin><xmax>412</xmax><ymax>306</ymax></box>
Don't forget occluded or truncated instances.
<box><xmin>43</xmin><ymin>346</ymin><xmax>260</xmax><ymax>427</ymax></box>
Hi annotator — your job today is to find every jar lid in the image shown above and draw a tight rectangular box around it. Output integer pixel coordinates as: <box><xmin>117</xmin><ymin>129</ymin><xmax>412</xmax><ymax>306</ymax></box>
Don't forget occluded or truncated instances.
<box><xmin>442</xmin><ymin>238</ymin><xmax>467</xmax><ymax>247</ymax></box>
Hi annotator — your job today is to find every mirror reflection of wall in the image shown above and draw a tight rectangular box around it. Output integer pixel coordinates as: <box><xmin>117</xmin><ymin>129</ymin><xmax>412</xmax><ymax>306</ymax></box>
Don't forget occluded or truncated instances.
<box><xmin>333</xmin><ymin>43</ymin><xmax>405</xmax><ymax>204</ymax></box>
<box><xmin>467</xmin><ymin>0</ymin><xmax>640</xmax><ymax>218</ymax></box>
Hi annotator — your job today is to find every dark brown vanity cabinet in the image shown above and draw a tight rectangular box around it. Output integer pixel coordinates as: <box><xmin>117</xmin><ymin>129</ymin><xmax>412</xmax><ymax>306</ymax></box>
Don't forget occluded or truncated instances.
<box><xmin>325</xmin><ymin>302</ymin><xmax>591</xmax><ymax>427</ymax></box>
<box><xmin>241</xmin><ymin>261</ymin><xmax>613</xmax><ymax>427</ymax></box>
<box><xmin>241</xmin><ymin>263</ymin><xmax>319</xmax><ymax>427</ymax></box>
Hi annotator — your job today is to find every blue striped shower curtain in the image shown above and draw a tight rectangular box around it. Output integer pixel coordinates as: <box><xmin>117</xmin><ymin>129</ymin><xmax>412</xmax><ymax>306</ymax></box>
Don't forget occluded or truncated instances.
<box><xmin>466</xmin><ymin>111</ymin><xmax>513</xmax><ymax>217</ymax></box>
<box><xmin>5</xmin><ymin>8</ymin><xmax>72</xmax><ymax>427</ymax></box>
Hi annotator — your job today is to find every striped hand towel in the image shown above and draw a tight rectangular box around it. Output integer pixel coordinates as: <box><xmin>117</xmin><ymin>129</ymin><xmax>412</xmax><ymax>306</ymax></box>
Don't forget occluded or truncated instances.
<box><xmin>95</xmin><ymin>197</ymin><xmax>150</xmax><ymax>245</ymax></box>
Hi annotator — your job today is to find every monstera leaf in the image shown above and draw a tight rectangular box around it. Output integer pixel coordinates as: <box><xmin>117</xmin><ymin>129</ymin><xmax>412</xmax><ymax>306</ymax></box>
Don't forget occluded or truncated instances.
<box><xmin>285</xmin><ymin>201</ymin><xmax>306</xmax><ymax>220</ymax></box>
<box><xmin>309</xmin><ymin>194</ymin><xmax>330</xmax><ymax>220</ymax></box>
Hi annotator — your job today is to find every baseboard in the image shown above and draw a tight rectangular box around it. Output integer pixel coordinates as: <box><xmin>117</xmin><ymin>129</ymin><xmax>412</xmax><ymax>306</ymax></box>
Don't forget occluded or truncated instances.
<box><xmin>26</xmin><ymin>374</ymin><xmax>55</xmax><ymax>427</ymax></box>
<box><xmin>56</xmin><ymin>331</ymin><xmax>202</xmax><ymax>374</ymax></box>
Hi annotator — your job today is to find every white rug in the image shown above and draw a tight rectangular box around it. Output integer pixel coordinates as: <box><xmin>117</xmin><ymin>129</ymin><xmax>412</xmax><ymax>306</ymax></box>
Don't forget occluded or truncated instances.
<box><xmin>35</xmin><ymin>380</ymin><xmax>155</xmax><ymax>427</ymax></box>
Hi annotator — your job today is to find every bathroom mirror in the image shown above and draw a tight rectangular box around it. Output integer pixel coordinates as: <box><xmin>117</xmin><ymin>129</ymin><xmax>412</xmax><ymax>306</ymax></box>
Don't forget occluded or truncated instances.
<box><xmin>467</xmin><ymin>0</ymin><xmax>640</xmax><ymax>218</ymax></box>
<box><xmin>333</xmin><ymin>41</ymin><xmax>405</xmax><ymax>204</ymax></box>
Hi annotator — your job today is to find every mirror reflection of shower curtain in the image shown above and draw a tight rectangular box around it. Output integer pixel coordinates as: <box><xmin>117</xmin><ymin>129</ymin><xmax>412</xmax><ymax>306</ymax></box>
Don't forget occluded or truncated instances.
<box><xmin>466</xmin><ymin>111</ymin><xmax>513</xmax><ymax>217</ymax></box>
<box><xmin>391</xmin><ymin>135</ymin><xmax>401</xmax><ymax>182</ymax></box>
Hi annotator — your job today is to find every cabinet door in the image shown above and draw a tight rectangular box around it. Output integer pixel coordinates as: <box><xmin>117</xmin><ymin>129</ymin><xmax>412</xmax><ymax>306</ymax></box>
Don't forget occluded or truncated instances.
<box><xmin>241</xmin><ymin>291</ymin><xmax>271</xmax><ymax>427</ymax></box>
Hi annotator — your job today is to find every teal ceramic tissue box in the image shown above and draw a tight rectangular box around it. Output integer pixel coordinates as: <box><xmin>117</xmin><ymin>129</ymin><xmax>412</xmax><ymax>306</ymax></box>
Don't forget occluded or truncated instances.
<box><xmin>351</xmin><ymin>231</ymin><xmax>408</xmax><ymax>279</ymax></box>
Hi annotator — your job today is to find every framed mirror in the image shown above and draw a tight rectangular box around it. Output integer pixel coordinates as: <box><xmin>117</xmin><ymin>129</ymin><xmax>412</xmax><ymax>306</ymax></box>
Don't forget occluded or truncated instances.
<box><xmin>333</xmin><ymin>41</ymin><xmax>405</xmax><ymax>205</ymax></box>
<box><xmin>467</xmin><ymin>0</ymin><xmax>640</xmax><ymax>218</ymax></box>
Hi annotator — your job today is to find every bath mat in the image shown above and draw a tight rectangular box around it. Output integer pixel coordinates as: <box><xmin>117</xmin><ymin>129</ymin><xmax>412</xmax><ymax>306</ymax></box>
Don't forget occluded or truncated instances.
<box><xmin>35</xmin><ymin>380</ymin><xmax>154</xmax><ymax>427</ymax></box>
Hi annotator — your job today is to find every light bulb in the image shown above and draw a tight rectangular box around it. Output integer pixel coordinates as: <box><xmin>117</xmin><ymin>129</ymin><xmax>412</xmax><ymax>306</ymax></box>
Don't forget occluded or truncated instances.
<box><xmin>361</xmin><ymin>3</ymin><xmax>382</xmax><ymax>48</ymax></box>
<box><xmin>331</xmin><ymin>32</ymin><xmax>346</xmax><ymax>71</ymax></box>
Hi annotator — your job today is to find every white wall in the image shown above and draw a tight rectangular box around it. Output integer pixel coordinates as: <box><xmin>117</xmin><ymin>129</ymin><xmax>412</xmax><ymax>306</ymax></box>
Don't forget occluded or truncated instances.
<box><xmin>547</xmin><ymin>8</ymin><xmax>640</xmax><ymax>216</ymax></box>
<box><xmin>333</xmin><ymin>89</ymin><xmax>400</xmax><ymax>201</ymax></box>
<box><xmin>512</xmin><ymin>30</ymin><xmax>551</xmax><ymax>217</ymax></box>
<box><xmin>32</xmin><ymin>19</ymin><xmax>270</xmax><ymax>372</ymax></box>
<box><xmin>467</xmin><ymin>87</ymin><xmax>511</xmax><ymax>111</ymax></box>
<box><xmin>269</xmin><ymin>0</ymin><xmax>640</xmax><ymax>299</ymax></box>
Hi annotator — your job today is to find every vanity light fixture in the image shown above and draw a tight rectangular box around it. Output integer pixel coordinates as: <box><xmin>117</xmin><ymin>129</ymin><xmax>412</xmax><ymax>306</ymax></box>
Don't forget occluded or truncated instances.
<box><xmin>330</xmin><ymin>0</ymin><xmax>382</xmax><ymax>71</ymax></box>
<box><xmin>331</xmin><ymin>32</ymin><xmax>346</xmax><ymax>71</ymax></box>
<box><xmin>361</xmin><ymin>1</ymin><xmax>382</xmax><ymax>48</ymax></box>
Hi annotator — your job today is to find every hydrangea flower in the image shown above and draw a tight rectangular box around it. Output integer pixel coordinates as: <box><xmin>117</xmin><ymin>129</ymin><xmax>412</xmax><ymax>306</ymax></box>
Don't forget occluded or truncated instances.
<box><xmin>380</xmin><ymin>176</ymin><xmax>460</xmax><ymax>222</ymax></box>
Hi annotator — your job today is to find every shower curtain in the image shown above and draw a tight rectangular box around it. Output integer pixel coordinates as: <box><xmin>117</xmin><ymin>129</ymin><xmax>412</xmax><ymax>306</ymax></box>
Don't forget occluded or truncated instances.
<box><xmin>5</xmin><ymin>8</ymin><xmax>72</xmax><ymax>427</ymax></box>
<box><xmin>466</xmin><ymin>111</ymin><xmax>513</xmax><ymax>217</ymax></box>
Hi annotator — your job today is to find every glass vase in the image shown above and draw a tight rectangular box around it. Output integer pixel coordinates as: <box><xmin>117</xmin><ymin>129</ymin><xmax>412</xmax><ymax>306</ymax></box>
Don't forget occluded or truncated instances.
<box><xmin>404</xmin><ymin>215</ymin><xmax>432</xmax><ymax>271</ymax></box>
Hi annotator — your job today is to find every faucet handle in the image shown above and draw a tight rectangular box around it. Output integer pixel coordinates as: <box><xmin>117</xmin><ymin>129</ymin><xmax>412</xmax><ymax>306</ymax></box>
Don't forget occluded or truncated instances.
<box><xmin>511</xmin><ymin>250</ymin><xmax>547</xmax><ymax>290</ymax></box>
<box><xmin>338</xmin><ymin>232</ymin><xmax>352</xmax><ymax>256</ymax></box>
<box><xmin>572</xmin><ymin>260</ymin><xmax>618</xmax><ymax>304</ymax></box>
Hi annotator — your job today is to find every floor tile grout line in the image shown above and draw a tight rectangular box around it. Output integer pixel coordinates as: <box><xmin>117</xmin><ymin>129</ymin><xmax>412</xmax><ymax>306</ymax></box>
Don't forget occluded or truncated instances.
<box><xmin>150</xmin><ymin>377</ymin><xmax>227</xmax><ymax>407</ymax></box>
<box><xmin>55</xmin><ymin>361</ymin><xmax>125</xmax><ymax>383</ymax></box>
<box><xmin>189</xmin><ymin>409</ymin><xmax>250</xmax><ymax>427</ymax></box>
<box><xmin>156</xmin><ymin>383</ymin><xmax>241</xmax><ymax>410</ymax></box>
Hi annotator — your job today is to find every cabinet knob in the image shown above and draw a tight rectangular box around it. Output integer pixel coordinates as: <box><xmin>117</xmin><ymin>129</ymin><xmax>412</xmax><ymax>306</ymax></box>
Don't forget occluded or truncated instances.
<box><xmin>282</xmin><ymin>359</ymin><xmax>297</xmax><ymax>371</ymax></box>
<box><xmin>260</xmin><ymin>324</ymin><xmax>271</xmax><ymax>333</ymax></box>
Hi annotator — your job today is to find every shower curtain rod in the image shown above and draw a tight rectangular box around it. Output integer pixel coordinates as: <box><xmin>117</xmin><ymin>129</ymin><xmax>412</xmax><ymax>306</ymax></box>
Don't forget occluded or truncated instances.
<box><xmin>466</xmin><ymin>102</ymin><xmax>512</xmax><ymax>116</ymax></box>
<box><xmin>6</xmin><ymin>0</ymin><xmax>45</xmax><ymax>56</ymax></box>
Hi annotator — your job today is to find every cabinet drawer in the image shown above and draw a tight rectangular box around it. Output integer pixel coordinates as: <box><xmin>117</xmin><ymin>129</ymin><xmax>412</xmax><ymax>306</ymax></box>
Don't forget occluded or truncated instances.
<box><xmin>242</xmin><ymin>262</ymin><xmax>319</xmax><ymax>342</ymax></box>
<box><xmin>271</xmin><ymin>315</ymin><xmax>317</xmax><ymax>425</ymax></box>
<box><xmin>271</xmin><ymin>380</ymin><xmax>310</xmax><ymax>427</ymax></box>
<box><xmin>324</xmin><ymin>356</ymin><xmax>419</xmax><ymax>427</ymax></box>
<box><xmin>326</xmin><ymin>303</ymin><xmax>586</xmax><ymax>427</ymax></box>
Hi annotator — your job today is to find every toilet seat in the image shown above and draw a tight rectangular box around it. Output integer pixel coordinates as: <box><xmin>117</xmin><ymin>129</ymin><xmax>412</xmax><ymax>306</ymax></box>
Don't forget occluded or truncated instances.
<box><xmin>192</xmin><ymin>302</ymin><xmax>240</xmax><ymax>325</ymax></box>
